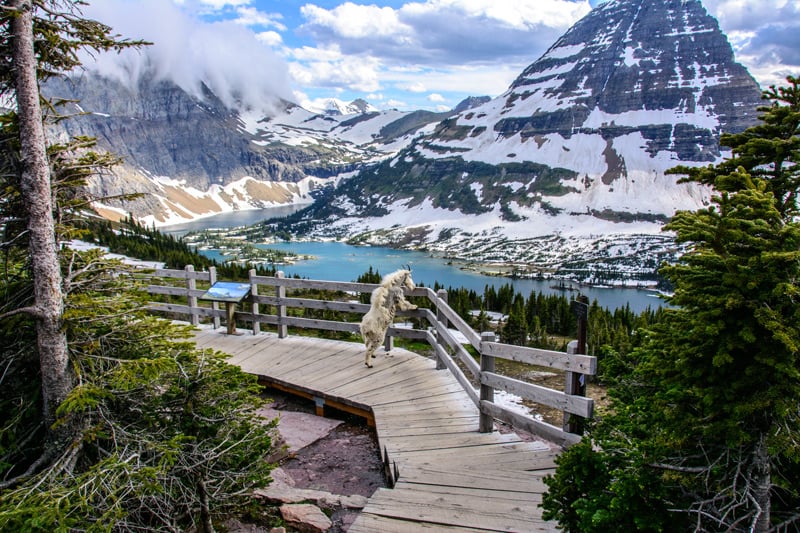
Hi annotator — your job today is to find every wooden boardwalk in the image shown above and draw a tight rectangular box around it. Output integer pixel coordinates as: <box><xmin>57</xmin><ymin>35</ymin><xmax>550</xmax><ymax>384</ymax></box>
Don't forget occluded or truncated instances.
<box><xmin>192</xmin><ymin>325</ymin><xmax>560</xmax><ymax>532</ymax></box>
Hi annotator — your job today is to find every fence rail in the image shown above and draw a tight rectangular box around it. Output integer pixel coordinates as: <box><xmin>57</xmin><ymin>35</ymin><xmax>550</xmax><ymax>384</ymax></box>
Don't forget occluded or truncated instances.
<box><xmin>145</xmin><ymin>265</ymin><xmax>595</xmax><ymax>447</ymax></box>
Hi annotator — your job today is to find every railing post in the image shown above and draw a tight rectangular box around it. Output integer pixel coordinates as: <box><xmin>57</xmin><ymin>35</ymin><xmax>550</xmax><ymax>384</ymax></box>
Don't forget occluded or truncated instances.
<box><xmin>209</xmin><ymin>266</ymin><xmax>220</xmax><ymax>329</ymax></box>
<box><xmin>435</xmin><ymin>289</ymin><xmax>448</xmax><ymax>370</ymax></box>
<box><xmin>383</xmin><ymin>332</ymin><xmax>394</xmax><ymax>354</ymax></box>
<box><xmin>249</xmin><ymin>268</ymin><xmax>260</xmax><ymax>335</ymax></box>
<box><xmin>185</xmin><ymin>265</ymin><xmax>199</xmax><ymax>326</ymax></box>
<box><xmin>479</xmin><ymin>331</ymin><xmax>496</xmax><ymax>433</ymax></box>
<box><xmin>276</xmin><ymin>271</ymin><xmax>287</xmax><ymax>338</ymax></box>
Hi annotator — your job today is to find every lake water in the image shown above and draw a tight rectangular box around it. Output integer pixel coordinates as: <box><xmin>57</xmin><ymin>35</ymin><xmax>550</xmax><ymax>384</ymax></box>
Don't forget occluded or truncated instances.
<box><xmin>200</xmin><ymin>240</ymin><xmax>665</xmax><ymax>313</ymax></box>
<box><xmin>163</xmin><ymin>206</ymin><xmax>666</xmax><ymax>313</ymax></box>
<box><xmin>160</xmin><ymin>204</ymin><xmax>309</xmax><ymax>235</ymax></box>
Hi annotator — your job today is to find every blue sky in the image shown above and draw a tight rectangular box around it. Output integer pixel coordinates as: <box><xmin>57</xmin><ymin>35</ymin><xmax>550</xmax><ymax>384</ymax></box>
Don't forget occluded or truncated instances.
<box><xmin>82</xmin><ymin>0</ymin><xmax>799</xmax><ymax>113</ymax></box>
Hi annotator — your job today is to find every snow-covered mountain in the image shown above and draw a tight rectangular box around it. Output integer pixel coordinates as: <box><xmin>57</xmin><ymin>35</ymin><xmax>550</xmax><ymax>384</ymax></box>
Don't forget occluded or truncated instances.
<box><xmin>307</xmin><ymin>97</ymin><xmax>379</xmax><ymax>116</ymax></box>
<box><xmin>45</xmin><ymin>75</ymin><xmax>462</xmax><ymax>225</ymax></box>
<box><xmin>283</xmin><ymin>0</ymin><xmax>762</xmax><ymax>283</ymax></box>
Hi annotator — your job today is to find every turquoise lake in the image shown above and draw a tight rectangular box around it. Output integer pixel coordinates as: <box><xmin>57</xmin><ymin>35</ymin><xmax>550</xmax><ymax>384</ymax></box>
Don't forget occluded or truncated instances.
<box><xmin>163</xmin><ymin>208</ymin><xmax>667</xmax><ymax>313</ymax></box>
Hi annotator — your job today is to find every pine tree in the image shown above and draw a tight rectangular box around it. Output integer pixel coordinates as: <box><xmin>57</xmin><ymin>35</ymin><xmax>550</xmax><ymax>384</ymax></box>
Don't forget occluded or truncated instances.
<box><xmin>542</xmin><ymin>77</ymin><xmax>800</xmax><ymax>532</ymax></box>
<box><xmin>501</xmin><ymin>294</ymin><xmax>528</xmax><ymax>346</ymax></box>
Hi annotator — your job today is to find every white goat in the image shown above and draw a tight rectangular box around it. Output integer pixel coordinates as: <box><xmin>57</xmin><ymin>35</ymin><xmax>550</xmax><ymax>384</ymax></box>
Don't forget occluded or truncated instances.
<box><xmin>359</xmin><ymin>269</ymin><xmax>417</xmax><ymax>368</ymax></box>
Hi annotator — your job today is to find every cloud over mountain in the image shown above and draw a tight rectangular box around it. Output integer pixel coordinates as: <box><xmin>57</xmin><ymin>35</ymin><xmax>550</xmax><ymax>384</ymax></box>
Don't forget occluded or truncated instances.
<box><xmin>79</xmin><ymin>0</ymin><xmax>293</xmax><ymax>114</ymax></box>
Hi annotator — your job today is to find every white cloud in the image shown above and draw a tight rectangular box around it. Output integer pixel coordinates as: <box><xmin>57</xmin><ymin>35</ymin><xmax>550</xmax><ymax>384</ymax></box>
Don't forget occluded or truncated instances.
<box><xmin>405</xmin><ymin>82</ymin><xmax>427</xmax><ymax>93</ymax></box>
<box><xmin>299</xmin><ymin>0</ymin><xmax>591</xmax><ymax>66</ymax></box>
<box><xmin>427</xmin><ymin>93</ymin><xmax>445</xmax><ymax>102</ymax></box>
<box><xmin>256</xmin><ymin>31</ymin><xmax>283</xmax><ymax>47</ymax></box>
<box><xmin>234</xmin><ymin>7</ymin><xmax>286</xmax><ymax>30</ymax></box>
<box><xmin>300</xmin><ymin>2</ymin><xmax>412</xmax><ymax>40</ymax></box>
<box><xmin>80</xmin><ymin>0</ymin><xmax>292</xmax><ymax>114</ymax></box>
<box><xmin>196</xmin><ymin>0</ymin><xmax>251</xmax><ymax>7</ymax></box>
<box><xmin>704</xmin><ymin>0</ymin><xmax>800</xmax><ymax>88</ymax></box>
<box><xmin>288</xmin><ymin>45</ymin><xmax>382</xmax><ymax>92</ymax></box>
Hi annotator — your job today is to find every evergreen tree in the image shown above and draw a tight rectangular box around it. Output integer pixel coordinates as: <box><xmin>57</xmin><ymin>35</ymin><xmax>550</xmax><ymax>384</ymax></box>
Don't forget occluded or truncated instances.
<box><xmin>542</xmin><ymin>77</ymin><xmax>800</xmax><ymax>532</ymax></box>
<box><xmin>501</xmin><ymin>294</ymin><xmax>528</xmax><ymax>346</ymax></box>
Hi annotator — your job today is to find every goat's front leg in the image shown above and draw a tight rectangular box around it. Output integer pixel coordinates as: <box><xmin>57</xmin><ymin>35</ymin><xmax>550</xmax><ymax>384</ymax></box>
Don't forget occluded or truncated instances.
<box><xmin>396</xmin><ymin>298</ymin><xmax>417</xmax><ymax>311</ymax></box>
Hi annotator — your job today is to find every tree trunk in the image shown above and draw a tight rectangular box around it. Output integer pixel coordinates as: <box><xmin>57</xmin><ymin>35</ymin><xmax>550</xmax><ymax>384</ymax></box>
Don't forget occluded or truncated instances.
<box><xmin>751</xmin><ymin>435</ymin><xmax>771</xmax><ymax>533</ymax></box>
<box><xmin>10</xmin><ymin>0</ymin><xmax>72</xmax><ymax>433</ymax></box>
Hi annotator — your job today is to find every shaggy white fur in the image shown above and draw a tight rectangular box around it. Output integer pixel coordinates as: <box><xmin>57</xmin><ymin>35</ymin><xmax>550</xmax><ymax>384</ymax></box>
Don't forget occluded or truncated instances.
<box><xmin>359</xmin><ymin>269</ymin><xmax>417</xmax><ymax>368</ymax></box>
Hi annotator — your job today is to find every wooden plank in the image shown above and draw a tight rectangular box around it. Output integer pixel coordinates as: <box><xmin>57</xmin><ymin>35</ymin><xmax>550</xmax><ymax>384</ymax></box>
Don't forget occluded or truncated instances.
<box><xmin>360</xmin><ymin>380</ymin><xmax>466</xmax><ymax>408</ymax></box>
<box><xmin>153</xmin><ymin>268</ymin><xmax>212</xmax><ymax>280</ymax></box>
<box><xmin>481</xmin><ymin>341</ymin><xmax>597</xmax><ymax>375</ymax></box>
<box><xmin>419</xmin><ymin>290</ymin><xmax>481</xmax><ymax>348</ymax></box>
<box><xmin>349</xmin><ymin>513</ymin><xmax>488</xmax><ymax>533</ymax></box>
<box><xmin>374</xmin><ymin>414</ymin><xmax>480</xmax><ymax>429</ymax></box>
<box><xmin>397</xmin><ymin>465</ymin><xmax>550</xmax><ymax>494</ymax></box>
<box><xmin>481</xmin><ymin>371</ymin><xmax>594</xmax><ymax>418</ymax></box>
<box><xmin>376</xmin><ymin>422</ymin><xmax>479</xmax><ymax>438</ymax></box>
<box><xmin>371</xmin><ymin>390</ymin><xmax>477</xmax><ymax>413</ymax></box>
<box><xmin>393</xmin><ymin>481</ymin><xmax>540</xmax><ymax>503</ymax></box>
<box><xmin>251</xmin><ymin>294</ymin><xmax>369</xmax><ymax>314</ymax></box>
<box><xmin>147</xmin><ymin>285</ymin><xmax>206</xmax><ymax>298</ymax></box>
<box><xmin>480</xmin><ymin>400</ymin><xmax>581</xmax><ymax>448</ymax></box>
<box><xmin>382</xmin><ymin>431</ymin><xmax>524</xmax><ymax>454</ymax></box>
<box><xmin>361</xmin><ymin>487</ymin><xmax>557</xmax><ymax>532</ymax></box>
<box><xmin>425</xmin><ymin>331</ymin><xmax>479</xmax><ymax>407</ymax></box>
<box><xmin>329</xmin><ymin>364</ymin><xmax>438</xmax><ymax>398</ymax></box>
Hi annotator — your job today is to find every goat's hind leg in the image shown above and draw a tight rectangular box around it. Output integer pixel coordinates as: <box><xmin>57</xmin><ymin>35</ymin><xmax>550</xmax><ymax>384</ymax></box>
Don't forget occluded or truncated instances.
<box><xmin>364</xmin><ymin>339</ymin><xmax>379</xmax><ymax>368</ymax></box>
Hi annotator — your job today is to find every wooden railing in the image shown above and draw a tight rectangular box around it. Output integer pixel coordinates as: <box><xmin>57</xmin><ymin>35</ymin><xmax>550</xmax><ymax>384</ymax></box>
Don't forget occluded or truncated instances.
<box><xmin>145</xmin><ymin>265</ymin><xmax>596</xmax><ymax>447</ymax></box>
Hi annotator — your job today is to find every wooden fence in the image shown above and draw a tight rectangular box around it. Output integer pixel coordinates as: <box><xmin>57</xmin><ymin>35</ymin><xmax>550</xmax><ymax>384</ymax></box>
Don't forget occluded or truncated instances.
<box><xmin>145</xmin><ymin>265</ymin><xmax>596</xmax><ymax>447</ymax></box>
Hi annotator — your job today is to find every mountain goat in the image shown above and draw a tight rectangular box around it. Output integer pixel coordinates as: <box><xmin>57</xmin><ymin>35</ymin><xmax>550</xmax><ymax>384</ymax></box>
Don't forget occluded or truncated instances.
<box><xmin>359</xmin><ymin>269</ymin><xmax>417</xmax><ymax>368</ymax></box>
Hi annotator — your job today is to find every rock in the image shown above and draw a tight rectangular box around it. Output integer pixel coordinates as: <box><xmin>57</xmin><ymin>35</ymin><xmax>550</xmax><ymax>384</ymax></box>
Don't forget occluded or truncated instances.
<box><xmin>280</xmin><ymin>503</ymin><xmax>332</xmax><ymax>533</ymax></box>
<box><xmin>258</xmin><ymin>405</ymin><xmax>343</xmax><ymax>454</ymax></box>
<box><xmin>254</xmin><ymin>468</ymin><xmax>368</xmax><ymax>510</ymax></box>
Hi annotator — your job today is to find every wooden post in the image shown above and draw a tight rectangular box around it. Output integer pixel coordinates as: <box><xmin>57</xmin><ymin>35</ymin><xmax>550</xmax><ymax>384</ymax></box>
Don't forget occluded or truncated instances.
<box><xmin>185</xmin><ymin>265</ymin><xmax>199</xmax><ymax>326</ymax></box>
<box><xmin>249</xmin><ymin>268</ymin><xmax>260</xmax><ymax>335</ymax></box>
<box><xmin>225</xmin><ymin>302</ymin><xmax>237</xmax><ymax>335</ymax></box>
<box><xmin>479</xmin><ymin>331</ymin><xmax>496</xmax><ymax>433</ymax></box>
<box><xmin>564</xmin><ymin>295</ymin><xmax>589</xmax><ymax>434</ymax></box>
<box><xmin>276</xmin><ymin>271</ymin><xmax>287</xmax><ymax>338</ymax></box>
<box><xmin>314</xmin><ymin>396</ymin><xmax>325</xmax><ymax>417</ymax></box>
<box><xmin>383</xmin><ymin>333</ymin><xmax>394</xmax><ymax>354</ymax></box>
<box><xmin>209</xmin><ymin>266</ymin><xmax>220</xmax><ymax>329</ymax></box>
<box><xmin>435</xmin><ymin>289</ymin><xmax>448</xmax><ymax>370</ymax></box>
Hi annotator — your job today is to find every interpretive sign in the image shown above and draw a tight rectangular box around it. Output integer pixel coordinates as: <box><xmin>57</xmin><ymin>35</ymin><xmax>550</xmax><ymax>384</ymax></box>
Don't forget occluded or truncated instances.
<box><xmin>200</xmin><ymin>282</ymin><xmax>251</xmax><ymax>303</ymax></box>
<box><xmin>200</xmin><ymin>282</ymin><xmax>251</xmax><ymax>334</ymax></box>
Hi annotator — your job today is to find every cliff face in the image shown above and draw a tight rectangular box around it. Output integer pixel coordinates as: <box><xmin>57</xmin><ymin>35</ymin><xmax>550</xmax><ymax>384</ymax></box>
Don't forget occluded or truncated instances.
<box><xmin>48</xmin><ymin>76</ymin><xmax>338</xmax><ymax>190</ymax></box>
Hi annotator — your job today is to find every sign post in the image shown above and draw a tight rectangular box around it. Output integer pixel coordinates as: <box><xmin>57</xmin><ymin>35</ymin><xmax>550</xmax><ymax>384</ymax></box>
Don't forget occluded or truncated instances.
<box><xmin>564</xmin><ymin>295</ymin><xmax>589</xmax><ymax>434</ymax></box>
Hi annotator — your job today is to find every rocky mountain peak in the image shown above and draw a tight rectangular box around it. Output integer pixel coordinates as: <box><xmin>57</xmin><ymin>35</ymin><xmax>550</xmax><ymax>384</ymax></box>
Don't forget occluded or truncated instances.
<box><xmin>453</xmin><ymin>96</ymin><xmax>491</xmax><ymax>113</ymax></box>
<box><xmin>504</xmin><ymin>0</ymin><xmax>761</xmax><ymax>138</ymax></box>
